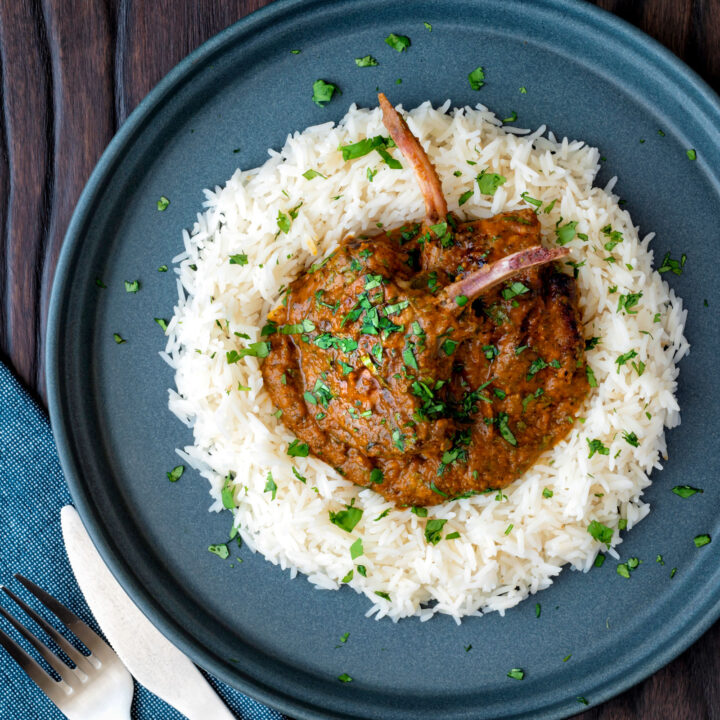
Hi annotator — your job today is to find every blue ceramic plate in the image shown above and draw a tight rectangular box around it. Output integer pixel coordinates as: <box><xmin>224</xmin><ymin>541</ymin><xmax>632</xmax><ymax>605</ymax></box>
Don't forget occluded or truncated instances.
<box><xmin>47</xmin><ymin>1</ymin><xmax>720</xmax><ymax>718</ymax></box>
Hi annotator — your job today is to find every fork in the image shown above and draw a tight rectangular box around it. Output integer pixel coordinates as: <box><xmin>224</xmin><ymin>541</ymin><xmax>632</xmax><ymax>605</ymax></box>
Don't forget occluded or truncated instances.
<box><xmin>0</xmin><ymin>574</ymin><xmax>133</xmax><ymax>719</ymax></box>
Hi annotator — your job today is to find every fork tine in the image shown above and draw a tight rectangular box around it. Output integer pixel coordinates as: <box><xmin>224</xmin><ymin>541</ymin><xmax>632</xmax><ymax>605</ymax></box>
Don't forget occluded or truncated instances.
<box><xmin>13</xmin><ymin>574</ymin><xmax>108</xmax><ymax>654</ymax></box>
<box><xmin>0</xmin><ymin>623</ymin><xmax>68</xmax><ymax>703</ymax></box>
<box><xmin>1</xmin><ymin>586</ymin><xmax>95</xmax><ymax>675</ymax></box>
<box><xmin>0</xmin><ymin>602</ymin><xmax>83</xmax><ymax>688</ymax></box>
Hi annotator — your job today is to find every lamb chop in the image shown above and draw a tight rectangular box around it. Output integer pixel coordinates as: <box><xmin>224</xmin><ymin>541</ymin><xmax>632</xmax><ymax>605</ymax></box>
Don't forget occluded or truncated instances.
<box><xmin>259</xmin><ymin>94</ymin><xmax>588</xmax><ymax>506</ymax></box>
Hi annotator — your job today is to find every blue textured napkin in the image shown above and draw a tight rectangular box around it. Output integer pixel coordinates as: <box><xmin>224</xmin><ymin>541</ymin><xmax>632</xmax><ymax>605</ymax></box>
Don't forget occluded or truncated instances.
<box><xmin>0</xmin><ymin>360</ymin><xmax>284</xmax><ymax>720</ymax></box>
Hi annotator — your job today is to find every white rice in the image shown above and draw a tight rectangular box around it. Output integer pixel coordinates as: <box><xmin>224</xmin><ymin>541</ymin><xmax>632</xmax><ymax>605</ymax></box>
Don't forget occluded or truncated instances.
<box><xmin>163</xmin><ymin>101</ymin><xmax>688</xmax><ymax>622</ymax></box>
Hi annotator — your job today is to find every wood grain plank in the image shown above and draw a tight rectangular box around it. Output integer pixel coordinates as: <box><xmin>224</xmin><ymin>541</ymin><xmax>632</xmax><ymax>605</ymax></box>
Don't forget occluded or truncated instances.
<box><xmin>688</xmin><ymin>0</ymin><xmax>720</xmax><ymax>92</ymax></box>
<box><xmin>117</xmin><ymin>0</ymin><xmax>265</xmax><ymax>121</ymax></box>
<box><xmin>0</xmin><ymin>41</ymin><xmax>9</xmax><ymax>357</ymax></box>
<box><xmin>35</xmin><ymin>0</ymin><xmax>117</xmax><ymax>400</ymax></box>
<box><xmin>0</xmin><ymin>0</ymin><xmax>52</xmax><ymax>390</ymax></box>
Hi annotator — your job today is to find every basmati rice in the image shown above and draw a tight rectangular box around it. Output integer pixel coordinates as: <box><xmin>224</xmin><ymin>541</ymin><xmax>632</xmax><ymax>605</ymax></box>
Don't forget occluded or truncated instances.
<box><xmin>163</xmin><ymin>100</ymin><xmax>688</xmax><ymax>622</ymax></box>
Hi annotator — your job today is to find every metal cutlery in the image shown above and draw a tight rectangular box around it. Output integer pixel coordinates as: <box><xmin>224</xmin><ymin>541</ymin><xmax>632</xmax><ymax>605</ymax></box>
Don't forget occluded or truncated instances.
<box><xmin>0</xmin><ymin>574</ymin><xmax>133</xmax><ymax>719</ymax></box>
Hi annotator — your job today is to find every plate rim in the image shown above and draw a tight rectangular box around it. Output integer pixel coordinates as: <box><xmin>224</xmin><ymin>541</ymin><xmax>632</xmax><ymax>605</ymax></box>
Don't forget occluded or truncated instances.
<box><xmin>46</xmin><ymin>1</ymin><xmax>720</xmax><ymax>718</ymax></box>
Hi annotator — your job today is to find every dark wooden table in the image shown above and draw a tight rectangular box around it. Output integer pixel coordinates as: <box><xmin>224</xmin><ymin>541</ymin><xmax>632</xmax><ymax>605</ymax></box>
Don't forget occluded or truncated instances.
<box><xmin>1</xmin><ymin>1</ymin><xmax>718</xmax><ymax>717</ymax></box>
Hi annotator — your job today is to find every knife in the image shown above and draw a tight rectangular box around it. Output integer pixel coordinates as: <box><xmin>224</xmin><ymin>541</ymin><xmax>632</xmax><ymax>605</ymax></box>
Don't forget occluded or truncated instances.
<box><xmin>60</xmin><ymin>506</ymin><xmax>236</xmax><ymax>720</ymax></box>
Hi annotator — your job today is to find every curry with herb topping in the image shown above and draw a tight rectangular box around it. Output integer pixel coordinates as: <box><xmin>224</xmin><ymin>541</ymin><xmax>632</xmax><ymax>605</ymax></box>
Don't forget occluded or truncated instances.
<box><xmin>259</xmin><ymin>94</ymin><xmax>589</xmax><ymax>506</ymax></box>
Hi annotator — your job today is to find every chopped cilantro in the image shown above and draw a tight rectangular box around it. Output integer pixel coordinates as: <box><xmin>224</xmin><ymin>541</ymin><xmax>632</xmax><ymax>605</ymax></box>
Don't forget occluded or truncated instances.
<box><xmin>277</xmin><ymin>210</ymin><xmax>291</xmax><ymax>233</ymax></box>
<box><xmin>124</xmin><ymin>280</ymin><xmax>139</xmax><ymax>293</ymax></box>
<box><xmin>501</xmin><ymin>281</ymin><xmax>530</xmax><ymax>300</ymax></box>
<box><xmin>458</xmin><ymin>189</ymin><xmax>473</xmax><ymax>206</ymax></box>
<box><xmin>385</xmin><ymin>33</ymin><xmax>410</xmax><ymax>52</ymax></box>
<box><xmin>587</xmin><ymin>438</ymin><xmax>609</xmax><ymax>458</ymax></box>
<box><xmin>113</xmin><ymin>333</ymin><xmax>126</xmax><ymax>344</ymax></box>
<box><xmin>264</xmin><ymin>472</ymin><xmax>277</xmax><ymax>500</ymax></box>
<box><xmin>226</xmin><ymin>341</ymin><xmax>270</xmax><ymax>363</ymax></box>
<box><xmin>338</xmin><ymin>673</ymin><xmax>353</xmax><ymax>683</ymax></box>
<box><xmin>355</xmin><ymin>55</ymin><xmax>378</xmax><ymax>67</ymax></box>
<box><xmin>476</xmin><ymin>170</ymin><xmax>506</xmax><ymax>195</ymax></box>
<box><xmin>370</xmin><ymin>468</ymin><xmax>384</xmax><ymax>484</ymax></box>
<box><xmin>429</xmin><ymin>221</ymin><xmax>453</xmax><ymax>247</ymax></box>
<box><xmin>468</xmin><ymin>66</ymin><xmax>485</xmax><ymax>90</ymax></box>
<box><xmin>496</xmin><ymin>413</ymin><xmax>517</xmax><ymax>446</ymax></box>
<box><xmin>672</xmin><ymin>485</ymin><xmax>703</xmax><ymax>498</ymax></box>
<box><xmin>686</xmin><ymin>148</ymin><xmax>697</xmax><ymax>160</ymax></box>
<box><xmin>601</xmin><ymin>224</ymin><xmax>624</xmax><ymax>251</ymax></box>
<box><xmin>350</xmin><ymin>537</ymin><xmax>364</xmax><ymax>559</ymax></box>
<box><xmin>617</xmin><ymin>292</ymin><xmax>642</xmax><ymax>314</ymax></box>
<box><xmin>229</xmin><ymin>253</ymin><xmax>248</xmax><ymax>265</ymax></box>
<box><xmin>312</xmin><ymin>79</ymin><xmax>338</xmax><ymax>106</ymax></box>
<box><xmin>657</xmin><ymin>251</ymin><xmax>687</xmax><ymax>275</ymax></box>
<box><xmin>543</xmin><ymin>199</ymin><xmax>557</xmax><ymax>214</ymax></box>
<box><xmin>622</xmin><ymin>430</ymin><xmax>639</xmax><ymax>447</ymax></box>
<box><xmin>617</xmin><ymin>563</ymin><xmax>630</xmax><ymax>578</ymax></box>
<box><xmin>615</xmin><ymin>349</ymin><xmax>638</xmax><ymax>371</ymax></box>
<box><xmin>542</xmin><ymin>488</ymin><xmax>553</xmax><ymax>498</ymax></box>
<box><xmin>341</xmin><ymin>570</ymin><xmax>353</xmax><ymax>583</ymax></box>
<box><xmin>694</xmin><ymin>534</ymin><xmax>711</xmax><ymax>547</ymax></box>
<box><xmin>287</xmin><ymin>439</ymin><xmax>310</xmax><ymax>457</ymax></box>
<box><xmin>424</xmin><ymin>518</ymin><xmax>447</xmax><ymax>545</ymax></box>
<box><xmin>221</xmin><ymin>474</ymin><xmax>235</xmax><ymax>508</ymax></box>
<box><xmin>157</xmin><ymin>195</ymin><xmax>170</xmax><ymax>211</ymax></box>
<box><xmin>385</xmin><ymin>300</ymin><xmax>409</xmax><ymax>315</ymax></box>
<box><xmin>339</xmin><ymin>135</ymin><xmax>389</xmax><ymax>161</ymax></box>
<box><xmin>442</xmin><ymin>339</ymin><xmax>458</xmax><ymax>356</ymax></box>
<box><xmin>507</xmin><ymin>668</ymin><xmax>524</xmax><ymax>680</ymax></box>
<box><xmin>586</xmin><ymin>365</ymin><xmax>598</xmax><ymax>388</ymax></box>
<box><xmin>166</xmin><ymin>465</ymin><xmax>184</xmax><ymax>483</ymax></box>
<box><xmin>377</xmin><ymin>145</ymin><xmax>403</xmax><ymax>169</ymax></box>
<box><xmin>555</xmin><ymin>221</ymin><xmax>578</xmax><ymax>246</ymax></box>
<box><xmin>424</xmin><ymin>21</ymin><xmax>432</xmax><ymax>30</ymax></box>
<box><xmin>526</xmin><ymin>357</ymin><xmax>548</xmax><ymax>380</ymax></box>
<box><xmin>281</xmin><ymin>318</ymin><xmax>316</xmax><ymax>334</ymax></box>
<box><xmin>520</xmin><ymin>192</ymin><xmax>542</xmax><ymax>207</ymax></box>
<box><xmin>208</xmin><ymin>544</ymin><xmax>229</xmax><ymax>559</ymax></box>
<box><xmin>429</xmin><ymin>481</ymin><xmax>448</xmax><ymax>497</ymax></box>
<box><xmin>375</xmin><ymin>590</ymin><xmax>391</xmax><ymax>601</ymax></box>
<box><xmin>329</xmin><ymin>504</ymin><xmax>363</xmax><ymax>532</ymax></box>
<box><xmin>587</xmin><ymin>520</ymin><xmax>613</xmax><ymax>545</ymax></box>
<box><xmin>594</xmin><ymin>553</ymin><xmax>605</xmax><ymax>567</ymax></box>
<box><xmin>302</xmin><ymin>169</ymin><xmax>326</xmax><ymax>180</ymax></box>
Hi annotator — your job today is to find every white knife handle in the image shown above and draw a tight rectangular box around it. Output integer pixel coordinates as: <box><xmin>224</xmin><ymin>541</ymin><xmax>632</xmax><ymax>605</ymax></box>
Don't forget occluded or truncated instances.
<box><xmin>153</xmin><ymin>669</ymin><xmax>237</xmax><ymax>720</ymax></box>
<box><xmin>160</xmin><ymin>680</ymin><xmax>237</xmax><ymax>720</ymax></box>
<box><xmin>61</xmin><ymin>507</ymin><xmax>236</xmax><ymax>720</ymax></box>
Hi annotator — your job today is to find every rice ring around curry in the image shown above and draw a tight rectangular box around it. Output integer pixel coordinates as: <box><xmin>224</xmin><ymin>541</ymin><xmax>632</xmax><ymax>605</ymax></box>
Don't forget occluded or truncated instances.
<box><xmin>166</xmin><ymin>98</ymin><xmax>687</xmax><ymax>620</ymax></box>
